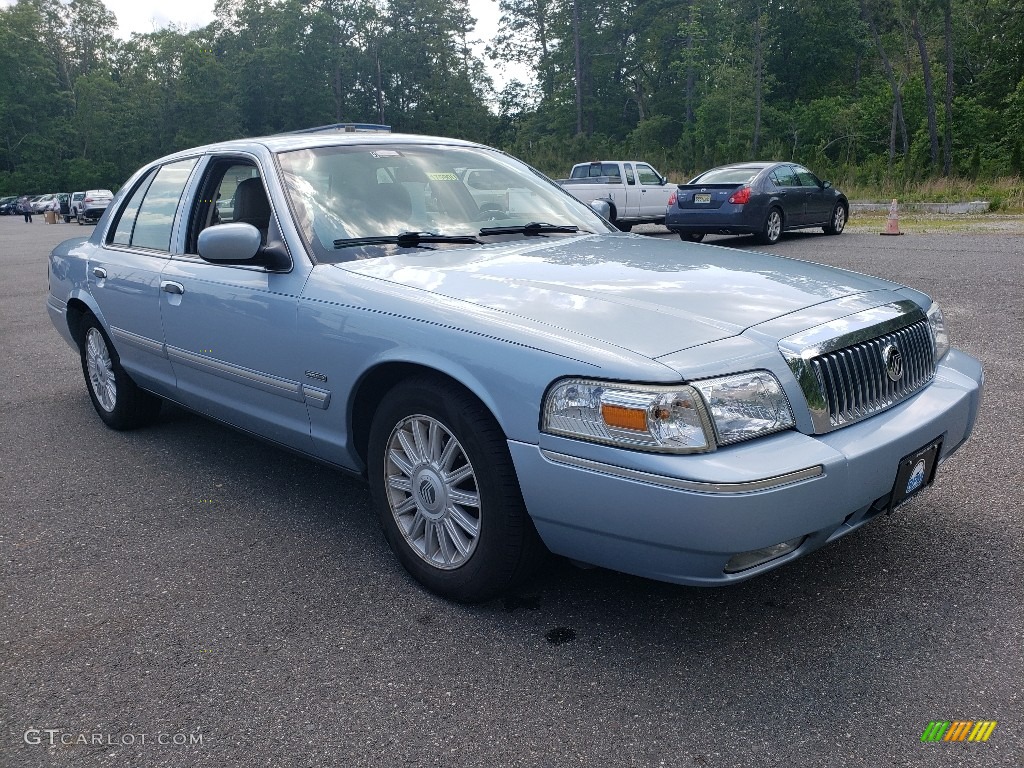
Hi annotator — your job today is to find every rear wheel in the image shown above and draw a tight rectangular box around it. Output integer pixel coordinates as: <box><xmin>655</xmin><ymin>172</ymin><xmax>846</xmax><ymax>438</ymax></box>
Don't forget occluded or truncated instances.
<box><xmin>824</xmin><ymin>202</ymin><xmax>847</xmax><ymax>235</ymax></box>
<box><xmin>367</xmin><ymin>377</ymin><xmax>543</xmax><ymax>602</ymax></box>
<box><xmin>80</xmin><ymin>315</ymin><xmax>162</xmax><ymax>430</ymax></box>
<box><xmin>756</xmin><ymin>207</ymin><xmax>783</xmax><ymax>244</ymax></box>
<box><xmin>679</xmin><ymin>233</ymin><xmax>705</xmax><ymax>243</ymax></box>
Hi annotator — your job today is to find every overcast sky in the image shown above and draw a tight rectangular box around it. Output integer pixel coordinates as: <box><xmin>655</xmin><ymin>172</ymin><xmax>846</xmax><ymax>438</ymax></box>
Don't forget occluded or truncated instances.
<box><xmin>0</xmin><ymin>0</ymin><xmax>525</xmax><ymax>90</ymax></box>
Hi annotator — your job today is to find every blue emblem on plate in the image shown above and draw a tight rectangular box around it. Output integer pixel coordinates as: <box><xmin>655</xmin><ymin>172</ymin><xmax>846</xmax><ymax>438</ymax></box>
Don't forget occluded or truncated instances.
<box><xmin>906</xmin><ymin>459</ymin><xmax>927</xmax><ymax>494</ymax></box>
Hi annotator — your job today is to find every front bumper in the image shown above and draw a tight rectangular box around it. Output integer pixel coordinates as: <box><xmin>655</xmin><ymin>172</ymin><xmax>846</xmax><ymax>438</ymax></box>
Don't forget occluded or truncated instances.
<box><xmin>509</xmin><ymin>349</ymin><xmax>983</xmax><ymax>586</ymax></box>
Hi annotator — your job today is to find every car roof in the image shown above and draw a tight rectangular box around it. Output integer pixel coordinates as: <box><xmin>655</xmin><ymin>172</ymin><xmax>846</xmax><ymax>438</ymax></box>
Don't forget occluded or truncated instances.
<box><xmin>151</xmin><ymin>131</ymin><xmax>484</xmax><ymax>164</ymax></box>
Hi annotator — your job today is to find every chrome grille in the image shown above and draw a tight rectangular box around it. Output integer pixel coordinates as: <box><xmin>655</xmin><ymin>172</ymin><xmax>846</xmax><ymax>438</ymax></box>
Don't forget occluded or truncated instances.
<box><xmin>810</xmin><ymin>319</ymin><xmax>935</xmax><ymax>428</ymax></box>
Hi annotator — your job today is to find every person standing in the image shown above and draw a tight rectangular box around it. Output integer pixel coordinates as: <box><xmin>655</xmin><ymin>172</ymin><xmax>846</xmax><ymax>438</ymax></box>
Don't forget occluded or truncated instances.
<box><xmin>20</xmin><ymin>197</ymin><xmax>32</xmax><ymax>223</ymax></box>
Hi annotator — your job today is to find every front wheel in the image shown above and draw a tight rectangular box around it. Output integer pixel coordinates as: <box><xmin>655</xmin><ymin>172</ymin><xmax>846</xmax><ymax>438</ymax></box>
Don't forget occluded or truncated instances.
<box><xmin>756</xmin><ymin>208</ymin><xmax>783</xmax><ymax>244</ymax></box>
<box><xmin>679</xmin><ymin>233</ymin><xmax>705</xmax><ymax>243</ymax></box>
<box><xmin>824</xmin><ymin>202</ymin><xmax>847</xmax><ymax>235</ymax></box>
<box><xmin>615</xmin><ymin>222</ymin><xmax>633</xmax><ymax>232</ymax></box>
<box><xmin>367</xmin><ymin>377</ymin><xmax>543</xmax><ymax>602</ymax></box>
<box><xmin>80</xmin><ymin>316</ymin><xmax>162</xmax><ymax>429</ymax></box>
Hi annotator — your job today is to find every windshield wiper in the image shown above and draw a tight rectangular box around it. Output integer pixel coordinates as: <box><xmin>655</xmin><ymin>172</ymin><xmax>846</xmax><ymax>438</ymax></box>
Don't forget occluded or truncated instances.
<box><xmin>478</xmin><ymin>222</ymin><xmax>582</xmax><ymax>237</ymax></box>
<box><xmin>334</xmin><ymin>231</ymin><xmax>482</xmax><ymax>249</ymax></box>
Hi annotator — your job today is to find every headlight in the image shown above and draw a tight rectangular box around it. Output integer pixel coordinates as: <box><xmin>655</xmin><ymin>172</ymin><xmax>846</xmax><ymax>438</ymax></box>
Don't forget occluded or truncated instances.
<box><xmin>927</xmin><ymin>301</ymin><xmax>950</xmax><ymax>361</ymax></box>
<box><xmin>542</xmin><ymin>379</ymin><xmax>714</xmax><ymax>453</ymax></box>
<box><xmin>693</xmin><ymin>371</ymin><xmax>795</xmax><ymax>445</ymax></box>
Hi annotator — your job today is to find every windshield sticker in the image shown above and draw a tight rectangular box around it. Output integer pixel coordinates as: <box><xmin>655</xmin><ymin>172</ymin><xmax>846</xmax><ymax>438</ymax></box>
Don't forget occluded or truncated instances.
<box><xmin>370</xmin><ymin>150</ymin><xmax>402</xmax><ymax>158</ymax></box>
<box><xmin>426</xmin><ymin>172</ymin><xmax>458</xmax><ymax>181</ymax></box>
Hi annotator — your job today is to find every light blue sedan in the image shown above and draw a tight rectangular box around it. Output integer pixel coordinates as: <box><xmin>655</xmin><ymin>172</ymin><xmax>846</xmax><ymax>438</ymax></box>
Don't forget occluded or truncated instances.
<box><xmin>46</xmin><ymin>129</ymin><xmax>983</xmax><ymax>601</ymax></box>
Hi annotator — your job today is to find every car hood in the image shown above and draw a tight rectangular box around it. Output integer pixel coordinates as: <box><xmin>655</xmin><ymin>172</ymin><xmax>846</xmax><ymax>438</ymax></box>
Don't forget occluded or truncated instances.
<box><xmin>334</xmin><ymin>234</ymin><xmax>897</xmax><ymax>358</ymax></box>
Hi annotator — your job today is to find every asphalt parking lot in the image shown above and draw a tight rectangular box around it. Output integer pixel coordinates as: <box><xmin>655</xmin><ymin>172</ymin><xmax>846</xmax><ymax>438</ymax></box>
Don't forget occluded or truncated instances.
<box><xmin>2</xmin><ymin>215</ymin><xmax>1021</xmax><ymax>767</ymax></box>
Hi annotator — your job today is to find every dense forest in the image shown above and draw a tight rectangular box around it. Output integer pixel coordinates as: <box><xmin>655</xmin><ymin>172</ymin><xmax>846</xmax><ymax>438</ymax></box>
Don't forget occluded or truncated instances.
<box><xmin>1</xmin><ymin>0</ymin><xmax>1023</xmax><ymax>195</ymax></box>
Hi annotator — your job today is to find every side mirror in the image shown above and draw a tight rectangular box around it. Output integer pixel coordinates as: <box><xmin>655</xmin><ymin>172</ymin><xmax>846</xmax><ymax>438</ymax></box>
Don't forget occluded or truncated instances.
<box><xmin>822</xmin><ymin>180</ymin><xmax>832</xmax><ymax>189</ymax></box>
<box><xmin>660</xmin><ymin>176</ymin><xmax>668</xmax><ymax>186</ymax></box>
<box><xmin>589</xmin><ymin>199</ymin><xmax>612</xmax><ymax>220</ymax></box>
<box><xmin>198</xmin><ymin>223</ymin><xmax>291</xmax><ymax>271</ymax></box>
<box><xmin>198</xmin><ymin>222</ymin><xmax>261</xmax><ymax>263</ymax></box>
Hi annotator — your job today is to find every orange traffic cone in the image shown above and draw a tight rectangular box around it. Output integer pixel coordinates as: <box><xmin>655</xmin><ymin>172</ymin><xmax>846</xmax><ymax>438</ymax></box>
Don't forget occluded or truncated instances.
<box><xmin>880</xmin><ymin>198</ymin><xmax>903</xmax><ymax>235</ymax></box>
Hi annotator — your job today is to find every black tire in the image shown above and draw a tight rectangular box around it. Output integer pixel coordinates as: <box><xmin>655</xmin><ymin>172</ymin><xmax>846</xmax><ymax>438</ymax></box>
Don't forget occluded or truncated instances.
<box><xmin>615</xmin><ymin>222</ymin><xmax>633</xmax><ymax>232</ymax></box>
<box><xmin>756</xmin><ymin>207</ymin><xmax>783</xmax><ymax>244</ymax></box>
<box><xmin>824</xmin><ymin>202</ymin><xmax>847</xmax><ymax>235</ymax></box>
<box><xmin>679</xmin><ymin>233</ymin><xmax>705</xmax><ymax>243</ymax></box>
<box><xmin>367</xmin><ymin>377</ymin><xmax>544</xmax><ymax>602</ymax></box>
<box><xmin>79</xmin><ymin>315</ymin><xmax>162</xmax><ymax>430</ymax></box>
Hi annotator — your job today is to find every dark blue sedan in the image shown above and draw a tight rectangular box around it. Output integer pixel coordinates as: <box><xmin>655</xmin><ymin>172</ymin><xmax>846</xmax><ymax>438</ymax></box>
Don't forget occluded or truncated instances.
<box><xmin>665</xmin><ymin>162</ymin><xmax>849</xmax><ymax>244</ymax></box>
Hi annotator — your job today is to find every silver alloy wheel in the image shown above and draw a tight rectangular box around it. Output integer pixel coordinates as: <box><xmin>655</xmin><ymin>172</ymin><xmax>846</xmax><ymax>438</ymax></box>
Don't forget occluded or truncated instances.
<box><xmin>85</xmin><ymin>328</ymin><xmax>117</xmax><ymax>412</ymax></box>
<box><xmin>833</xmin><ymin>205</ymin><xmax>846</xmax><ymax>232</ymax></box>
<box><xmin>384</xmin><ymin>414</ymin><xmax>481</xmax><ymax>569</ymax></box>
<box><xmin>767</xmin><ymin>210</ymin><xmax>782</xmax><ymax>241</ymax></box>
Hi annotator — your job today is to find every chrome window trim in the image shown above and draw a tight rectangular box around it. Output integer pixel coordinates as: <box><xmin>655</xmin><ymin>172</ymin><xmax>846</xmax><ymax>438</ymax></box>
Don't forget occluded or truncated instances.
<box><xmin>540</xmin><ymin>449</ymin><xmax>823</xmax><ymax>494</ymax></box>
<box><xmin>778</xmin><ymin>300</ymin><xmax>931</xmax><ymax>433</ymax></box>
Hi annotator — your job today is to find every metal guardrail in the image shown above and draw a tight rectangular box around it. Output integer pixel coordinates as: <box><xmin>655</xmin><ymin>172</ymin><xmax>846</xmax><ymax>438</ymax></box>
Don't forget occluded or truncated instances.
<box><xmin>850</xmin><ymin>200</ymin><xmax>990</xmax><ymax>214</ymax></box>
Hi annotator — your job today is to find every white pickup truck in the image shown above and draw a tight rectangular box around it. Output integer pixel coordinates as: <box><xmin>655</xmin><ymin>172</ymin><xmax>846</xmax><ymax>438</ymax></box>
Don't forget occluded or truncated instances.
<box><xmin>556</xmin><ymin>161</ymin><xmax>675</xmax><ymax>231</ymax></box>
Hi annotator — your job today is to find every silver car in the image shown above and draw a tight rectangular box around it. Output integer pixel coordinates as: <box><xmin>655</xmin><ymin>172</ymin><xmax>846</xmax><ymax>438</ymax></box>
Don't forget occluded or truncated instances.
<box><xmin>46</xmin><ymin>131</ymin><xmax>983</xmax><ymax>601</ymax></box>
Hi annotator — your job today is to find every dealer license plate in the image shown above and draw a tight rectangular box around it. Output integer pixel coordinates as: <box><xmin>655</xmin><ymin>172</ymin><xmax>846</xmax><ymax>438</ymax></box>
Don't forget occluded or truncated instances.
<box><xmin>693</xmin><ymin>193</ymin><xmax>711</xmax><ymax>204</ymax></box>
<box><xmin>889</xmin><ymin>438</ymin><xmax>943</xmax><ymax>511</ymax></box>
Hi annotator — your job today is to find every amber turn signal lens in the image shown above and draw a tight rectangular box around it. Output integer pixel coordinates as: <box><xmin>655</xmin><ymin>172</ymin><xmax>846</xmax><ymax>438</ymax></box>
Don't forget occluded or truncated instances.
<box><xmin>601</xmin><ymin>404</ymin><xmax>648</xmax><ymax>431</ymax></box>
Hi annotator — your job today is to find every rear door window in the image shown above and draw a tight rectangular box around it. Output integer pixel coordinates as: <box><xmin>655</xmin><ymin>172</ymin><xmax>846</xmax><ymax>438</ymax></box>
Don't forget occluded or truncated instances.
<box><xmin>109</xmin><ymin>158</ymin><xmax>198</xmax><ymax>251</ymax></box>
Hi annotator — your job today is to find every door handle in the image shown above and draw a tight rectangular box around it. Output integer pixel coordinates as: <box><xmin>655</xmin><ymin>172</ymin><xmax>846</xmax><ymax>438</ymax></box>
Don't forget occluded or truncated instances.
<box><xmin>777</xmin><ymin>191</ymin><xmax>787</xmax><ymax>197</ymax></box>
<box><xmin>92</xmin><ymin>267</ymin><xmax>107</xmax><ymax>279</ymax></box>
<box><xmin>161</xmin><ymin>281</ymin><xmax>185</xmax><ymax>295</ymax></box>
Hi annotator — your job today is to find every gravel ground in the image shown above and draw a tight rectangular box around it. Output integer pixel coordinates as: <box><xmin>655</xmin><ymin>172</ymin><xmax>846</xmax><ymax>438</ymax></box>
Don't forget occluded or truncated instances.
<box><xmin>2</xmin><ymin>214</ymin><xmax>1022</xmax><ymax>767</ymax></box>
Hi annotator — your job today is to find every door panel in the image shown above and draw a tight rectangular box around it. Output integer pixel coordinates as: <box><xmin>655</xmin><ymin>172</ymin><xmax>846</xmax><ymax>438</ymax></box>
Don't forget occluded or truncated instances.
<box><xmin>159</xmin><ymin>259</ymin><xmax>314</xmax><ymax>453</ymax></box>
<box><xmin>90</xmin><ymin>160</ymin><xmax>199</xmax><ymax>396</ymax></box>
<box><xmin>794</xmin><ymin>166</ymin><xmax>830</xmax><ymax>224</ymax></box>
<box><xmin>773</xmin><ymin>165</ymin><xmax>807</xmax><ymax>226</ymax></box>
<box><xmin>89</xmin><ymin>248</ymin><xmax>175</xmax><ymax>395</ymax></box>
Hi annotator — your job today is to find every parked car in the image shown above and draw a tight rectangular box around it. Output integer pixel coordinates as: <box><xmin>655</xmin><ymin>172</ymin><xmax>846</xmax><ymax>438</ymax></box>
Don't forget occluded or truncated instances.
<box><xmin>32</xmin><ymin>193</ymin><xmax>56</xmax><ymax>213</ymax></box>
<box><xmin>0</xmin><ymin>195</ymin><xmax>19</xmax><ymax>215</ymax></box>
<box><xmin>556</xmin><ymin>160</ymin><xmax>675</xmax><ymax>231</ymax></box>
<box><xmin>77</xmin><ymin>189</ymin><xmax>114</xmax><ymax>224</ymax></box>
<box><xmin>666</xmin><ymin>161</ymin><xmax>849</xmax><ymax>244</ymax></box>
<box><xmin>69</xmin><ymin>191</ymin><xmax>85</xmax><ymax>219</ymax></box>
<box><xmin>46</xmin><ymin>132</ymin><xmax>982</xmax><ymax>602</ymax></box>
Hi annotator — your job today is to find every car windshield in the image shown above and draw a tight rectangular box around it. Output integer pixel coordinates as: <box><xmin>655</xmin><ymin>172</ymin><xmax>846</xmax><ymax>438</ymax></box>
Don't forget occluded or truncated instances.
<box><xmin>689</xmin><ymin>167</ymin><xmax>765</xmax><ymax>184</ymax></box>
<box><xmin>276</xmin><ymin>143</ymin><xmax>612</xmax><ymax>262</ymax></box>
